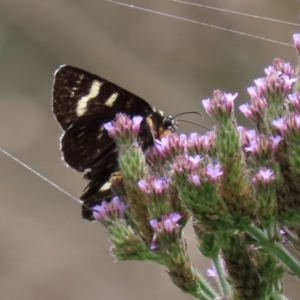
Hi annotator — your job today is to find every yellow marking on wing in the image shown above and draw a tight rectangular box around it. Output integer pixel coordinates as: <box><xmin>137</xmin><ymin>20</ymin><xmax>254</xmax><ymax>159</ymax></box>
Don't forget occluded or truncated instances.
<box><xmin>76</xmin><ymin>80</ymin><xmax>103</xmax><ymax>116</ymax></box>
<box><xmin>105</xmin><ymin>92</ymin><xmax>119</xmax><ymax>107</ymax></box>
<box><xmin>100</xmin><ymin>182</ymin><xmax>112</xmax><ymax>191</ymax></box>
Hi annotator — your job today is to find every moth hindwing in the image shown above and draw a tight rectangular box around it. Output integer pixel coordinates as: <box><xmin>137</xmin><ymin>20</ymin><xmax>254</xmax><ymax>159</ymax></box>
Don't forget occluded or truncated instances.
<box><xmin>52</xmin><ymin>65</ymin><xmax>176</xmax><ymax>220</ymax></box>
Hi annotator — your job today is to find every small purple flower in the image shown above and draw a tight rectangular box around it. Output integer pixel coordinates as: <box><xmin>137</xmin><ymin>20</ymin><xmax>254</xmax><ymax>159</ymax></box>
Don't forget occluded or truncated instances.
<box><xmin>111</xmin><ymin>196</ymin><xmax>127</xmax><ymax>216</ymax></box>
<box><xmin>288</xmin><ymin>92</ymin><xmax>300</xmax><ymax>112</ymax></box>
<box><xmin>104</xmin><ymin>113</ymin><xmax>143</xmax><ymax>142</ymax></box>
<box><xmin>244</xmin><ymin>134</ymin><xmax>279</xmax><ymax>155</ymax></box>
<box><xmin>162</xmin><ymin>212</ymin><xmax>181</xmax><ymax>233</ymax></box>
<box><xmin>149</xmin><ymin>212</ymin><xmax>181</xmax><ymax>234</ymax></box>
<box><xmin>104</xmin><ymin>121</ymin><xmax>115</xmax><ymax>135</ymax></box>
<box><xmin>284</xmin><ymin>112</ymin><xmax>300</xmax><ymax>135</ymax></box>
<box><xmin>187</xmin><ymin>132</ymin><xmax>215</xmax><ymax>154</ymax></box>
<box><xmin>256</xmin><ymin>69</ymin><xmax>297</xmax><ymax>100</ymax></box>
<box><xmin>247</xmin><ymin>86</ymin><xmax>258</xmax><ymax>98</ymax></box>
<box><xmin>293</xmin><ymin>34</ymin><xmax>300</xmax><ymax>53</ymax></box>
<box><xmin>150</xmin><ymin>234</ymin><xmax>159</xmax><ymax>250</ymax></box>
<box><xmin>244</xmin><ymin>139</ymin><xmax>259</xmax><ymax>154</ymax></box>
<box><xmin>202</xmin><ymin>90</ymin><xmax>238</xmax><ymax>118</ymax></box>
<box><xmin>202</xmin><ymin>99</ymin><xmax>212</xmax><ymax>115</ymax></box>
<box><xmin>245</xmin><ymin>129</ymin><xmax>257</xmax><ymax>141</ymax></box>
<box><xmin>258</xmin><ymin>168</ymin><xmax>275</xmax><ymax>182</ymax></box>
<box><xmin>149</xmin><ymin>219</ymin><xmax>160</xmax><ymax>232</ymax></box>
<box><xmin>172</xmin><ymin>155</ymin><xmax>189</xmax><ymax>174</ymax></box>
<box><xmin>295</xmin><ymin>115</ymin><xmax>300</xmax><ymax>129</ymax></box>
<box><xmin>188</xmin><ymin>173</ymin><xmax>201</xmax><ymax>186</ymax></box>
<box><xmin>146</xmin><ymin>141</ymin><xmax>167</xmax><ymax>166</ymax></box>
<box><xmin>156</xmin><ymin>134</ymin><xmax>186</xmax><ymax>159</ymax></box>
<box><xmin>92</xmin><ymin>203</ymin><xmax>108</xmax><ymax>221</ymax></box>
<box><xmin>132</xmin><ymin>116</ymin><xmax>143</xmax><ymax>133</ymax></box>
<box><xmin>254</xmin><ymin>78</ymin><xmax>266</xmax><ymax>95</ymax></box>
<box><xmin>269</xmin><ymin>135</ymin><xmax>283</xmax><ymax>151</ymax></box>
<box><xmin>252</xmin><ymin>167</ymin><xmax>275</xmax><ymax>184</ymax></box>
<box><xmin>281</xmin><ymin>74</ymin><xmax>297</xmax><ymax>92</ymax></box>
<box><xmin>272</xmin><ymin>117</ymin><xmax>287</xmax><ymax>134</ymax></box>
<box><xmin>264</xmin><ymin>66</ymin><xmax>275</xmax><ymax>75</ymax></box>
<box><xmin>139</xmin><ymin>177</ymin><xmax>169</xmax><ymax>195</ymax></box>
<box><xmin>239</xmin><ymin>128</ymin><xmax>258</xmax><ymax>147</ymax></box>
<box><xmin>187</xmin><ymin>155</ymin><xmax>202</xmax><ymax>170</ymax></box>
<box><xmin>223</xmin><ymin>92</ymin><xmax>238</xmax><ymax>110</ymax></box>
<box><xmin>92</xmin><ymin>196</ymin><xmax>127</xmax><ymax>222</ymax></box>
<box><xmin>156</xmin><ymin>136</ymin><xmax>170</xmax><ymax>153</ymax></box>
<box><xmin>151</xmin><ymin>178</ymin><xmax>169</xmax><ymax>194</ymax></box>
<box><xmin>272</xmin><ymin>59</ymin><xmax>293</xmax><ymax>75</ymax></box>
<box><xmin>239</xmin><ymin>104</ymin><xmax>253</xmax><ymax>119</ymax></box>
<box><xmin>206</xmin><ymin>163</ymin><xmax>223</xmax><ymax>182</ymax></box>
<box><xmin>199</xmin><ymin>135</ymin><xmax>210</xmax><ymax>149</ymax></box>
<box><xmin>138</xmin><ymin>179</ymin><xmax>151</xmax><ymax>194</ymax></box>
<box><xmin>279</xmin><ymin>62</ymin><xmax>294</xmax><ymax>77</ymax></box>
<box><xmin>243</xmin><ymin>87</ymin><xmax>268</xmax><ymax>124</ymax></box>
<box><xmin>207</xmin><ymin>268</ymin><xmax>217</xmax><ymax>277</ymax></box>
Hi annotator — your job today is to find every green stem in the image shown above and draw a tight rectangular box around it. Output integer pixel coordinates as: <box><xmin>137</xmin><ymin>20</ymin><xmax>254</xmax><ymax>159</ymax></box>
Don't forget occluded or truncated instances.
<box><xmin>245</xmin><ymin>223</ymin><xmax>300</xmax><ymax>278</ymax></box>
<box><xmin>270</xmin><ymin>293</ymin><xmax>289</xmax><ymax>300</ymax></box>
<box><xmin>211</xmin><ymin>255</ymin><xmax>231</xmax><ymax>297</ymax></box>
<box><xmin>197</xmin><ymin>278</ymin><xmax>218</xmax><ymax>300</ymax></box>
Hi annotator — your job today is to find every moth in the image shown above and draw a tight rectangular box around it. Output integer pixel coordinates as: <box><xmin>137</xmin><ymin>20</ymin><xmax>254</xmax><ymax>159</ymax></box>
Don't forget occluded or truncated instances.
<box><xmin>52</xmin><ymin>65</ymin><xmax>177</xmax><ymax>220</ymax></box>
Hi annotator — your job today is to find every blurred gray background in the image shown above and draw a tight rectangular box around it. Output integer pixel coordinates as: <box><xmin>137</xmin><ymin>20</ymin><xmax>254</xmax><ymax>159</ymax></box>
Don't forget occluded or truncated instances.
<box><xmin>0</xmin><ymin>1</ymin><xmax>299</xmax><ymax>299</ymax></box>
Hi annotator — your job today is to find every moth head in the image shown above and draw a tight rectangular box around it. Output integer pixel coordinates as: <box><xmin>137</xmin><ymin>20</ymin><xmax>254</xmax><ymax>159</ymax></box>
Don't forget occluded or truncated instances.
<box><xmin>149</xmin><ymin>109</ymin><xmax>178</xmax><ymax>139</ymax></box>
<box><xmin>162</xmin><ymin>115</ymin><xmax>178</xmax><ymax>132</ymax></box>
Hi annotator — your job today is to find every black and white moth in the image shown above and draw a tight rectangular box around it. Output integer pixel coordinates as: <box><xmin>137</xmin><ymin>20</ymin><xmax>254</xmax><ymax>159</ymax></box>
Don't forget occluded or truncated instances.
<box><xmin>52</xmin><ymin>65</ymin><xmax>177</xmax><ymax>220</ymax></box>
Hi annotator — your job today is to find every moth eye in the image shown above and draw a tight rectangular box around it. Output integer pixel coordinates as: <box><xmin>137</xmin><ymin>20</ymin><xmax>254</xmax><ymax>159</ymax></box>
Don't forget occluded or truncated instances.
<box><xmin>164</xmin><ymin>118</ymin><xmax>174</xmax><ymax>128</ymax></box>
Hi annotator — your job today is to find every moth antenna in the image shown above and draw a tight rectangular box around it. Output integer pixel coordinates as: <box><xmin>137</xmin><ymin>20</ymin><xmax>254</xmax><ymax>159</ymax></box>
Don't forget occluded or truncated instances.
<box><xmin>177</xmin><ymin>119</ymin><xmax>211</xmax><ymax>131</ymax></box>
<box><xmin>172</xmin><ymin>111</ymin><xmax>203</xmax><ymax>119</ymax></box>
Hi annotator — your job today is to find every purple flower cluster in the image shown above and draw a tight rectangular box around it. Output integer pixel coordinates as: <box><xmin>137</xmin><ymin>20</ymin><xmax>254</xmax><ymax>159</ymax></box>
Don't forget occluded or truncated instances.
<box><xmin>138</xmin><ymin>177</ymin><xmax>169</xmax><ymax>195</ymax></box>
<box><xmin>273</xmin><ymin>113</ymin><xmax>300</xmax><ymax>138</ymax></box>
<box><xmin>240</xmin><ymin>59</ymin><xmax>297</xmax><ymax>126</ymax></box>
<box><xmin>187</xmin><ymin>131</ymin><xmax>216</xmax><ymax>155</ymax></box>
<box><xmin>172</xmin><ymin>155</ymin><xmax>223</xmax><ymax>186</ymax></box>
<box><xmin>147</xmin><ymin>131</ymin><xmax>216</xmax><ymax>167</ymax></box>
<box><xmin>104</xmin><ymin>113</ymin><xmax>143</xmax><ymax>144</ymax></box>
<box><xmin>202</xmin><ymin>90</ymin><xmax>238</xmax><ymax>118</ymax></box>
<box><xmin>92</xmin><ymin>196</ymin><xmax>127</xmax><ymax>222</ymax></box>
<box><xmin>239</xmin><ymin>87</ymin><xmax>267</xmax><ymax>124</ymax></box>
<box><xmin>239</xmin><ymin>129</ymin><xmax>283</xmax><ymax>154</ymax></box>
<box><xmin>149</xmin><ymin>212</ymin><xmax>181</xmax><ymax>234</ymax></box>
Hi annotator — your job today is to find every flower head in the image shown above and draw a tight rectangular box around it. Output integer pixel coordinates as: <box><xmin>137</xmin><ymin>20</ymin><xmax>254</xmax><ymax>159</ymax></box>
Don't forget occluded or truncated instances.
<box><xmin>240</xmin><ymin>89</ymin><xmax>267</xmax><ymax>124</ymax></box>
<box><xmin>149</xmin><ymin>212</ymin><xmax>182</xmax><ymax>234</ymax></box>
<box><xmin>155</xmin><ymin>133</ymin><xmax>187</xmax><ymax>161</ymax></box>
<box><xmin>138</xmin><ymin>177</ymin><xmax>169</xmax><ymax>195</ymax></box>
<box><xmin>104</xmin><ymin>113</ymin><xmax>143</xmax><ymax>145</ymax></box>
<box><xmin>288</xmin><ymin>92</ymin><xmax>300</xmax><ymax>112</ymax></box>
<box><xmin>252</xmin><ymin>168</ymin><xmax>275</xmax><ymax>184</ymax></box>
<box><xmin>293</xmin><ymin>33</ymin><xmax>300</xmax><ymax>55</ymax></box>
<box><xmin>188</xmin><ymin>173</ymin><xmax>201</xmax><ymax>186</ymax></box>
<box><xmin>254</xmin><ymin>70</ymin><xmax>297</xmax><ymax>100</ymax></box>
<box><xmin>244</xmin><ymin>133</ymin><xmax>281</xmax><ymax>155</ymax></box>
<box><xmin>202</xmin><ymin>90</ymin><xmax>238</xmax><ymax>119</ymax></box>
<box><xmin>272</xmin><ymin>117</ymin><xmax>287</xmax><ymax>135</ymax></box>
<box><xmin>205</xmin><ymin>163</ymin><xmax>223</xmax><ymax>182</ymax></box>
<box><xmin>92</xmin><ymin>196</ymin><xmax>127</xmax><ymax>223</ymax></box>
<box><xmin>187</xmin><ymin>132</ymin><xmax>215</xmax><ymax>155</ymax></box>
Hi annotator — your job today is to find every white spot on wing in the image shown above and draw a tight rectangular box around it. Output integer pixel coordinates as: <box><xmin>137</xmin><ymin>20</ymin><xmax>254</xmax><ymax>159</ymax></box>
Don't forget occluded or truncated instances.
<box><xmin>100</xmin><ymin>182</ymin><xmax>111</xmax><ymax>191</ymax></box>
<box><xmin>97</xmin><ymin>126</ymin><xmax>104</xmax><ymax>140</ymax></box>
<box><xmin>105</xmin><ymin>92</ymin><xmax>119</xmax><ymax>107</ymax></box>
<box><xmin>76</xmin><ymin>80</ymin><xmax>103</xmax><ymax>116</ymax></box>
<box><xmin>158</xmin><ymin>110</ymin><xmax>164</xmax><ymax>116</ymax></box>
